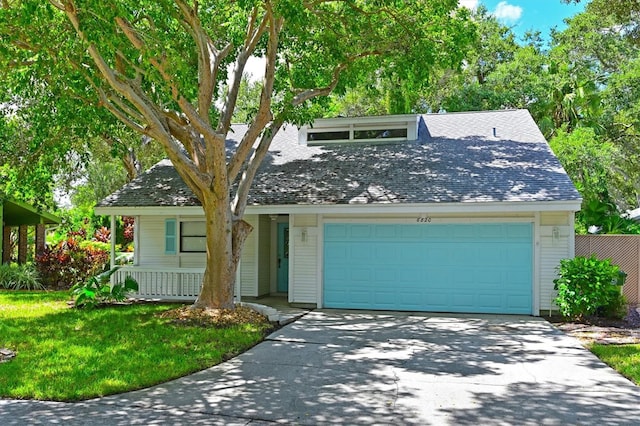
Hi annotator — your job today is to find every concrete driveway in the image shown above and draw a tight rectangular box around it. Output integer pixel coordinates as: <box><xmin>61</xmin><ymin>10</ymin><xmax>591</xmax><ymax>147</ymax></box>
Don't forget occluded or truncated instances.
<box><xmin>3</xmin><ymin>310</ymin><xmax>640</xmax><ymax>425</ymax></box>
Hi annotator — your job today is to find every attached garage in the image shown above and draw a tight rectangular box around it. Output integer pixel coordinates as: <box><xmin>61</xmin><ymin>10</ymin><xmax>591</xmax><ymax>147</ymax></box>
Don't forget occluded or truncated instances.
<box><xmin>323</xmin><ymin>222</ymin><xmax>533</xmax><ymax>314</ymax></box>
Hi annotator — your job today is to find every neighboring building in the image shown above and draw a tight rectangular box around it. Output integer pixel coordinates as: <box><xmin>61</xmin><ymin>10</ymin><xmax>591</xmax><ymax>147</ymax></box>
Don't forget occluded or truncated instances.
<box><xmin>95</xmin><ymin>110</ymin><xmax>581</xmax><ymax>315</ymax></box>
<box><xmin>1</xmin><ymin>198</ymin><xmax>60</xmax><ymax>264</ymax></box>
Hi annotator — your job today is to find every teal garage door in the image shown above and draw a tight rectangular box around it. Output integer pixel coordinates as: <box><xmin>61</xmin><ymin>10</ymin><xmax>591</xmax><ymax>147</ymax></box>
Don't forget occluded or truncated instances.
<box><xmin>323</xmin><ymin>223</ymin><xmax>533</xmax><ymax>314</ymax></box>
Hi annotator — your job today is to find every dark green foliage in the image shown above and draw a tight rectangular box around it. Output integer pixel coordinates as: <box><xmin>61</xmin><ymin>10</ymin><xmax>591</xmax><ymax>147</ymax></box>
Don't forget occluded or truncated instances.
<box><xmin>554</xmin><ymin>255</ymin><xmax>627</xmax><ymax>319</ymax></box>
<box><xmin>577</xmin><ymin>199</ymin><xmax>640</xmax><ymax>235</ymax></box>
<box><xmin>0</xmin><ymin>264</ymin><xmax>44</xmax><ymax>291</ymax></box>
<box><xmin>71</xmin><ymin>267</ymin><xmax>139</xmax><ymax>309</ymax></box>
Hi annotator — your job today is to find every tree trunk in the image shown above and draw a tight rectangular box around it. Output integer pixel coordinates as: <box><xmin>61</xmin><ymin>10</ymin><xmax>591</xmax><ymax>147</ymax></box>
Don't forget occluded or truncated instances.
<box><xmin>192</xmin><ymin>194</ymin><xmax>234</xmax><ymax>309</ymax></box>
<box><xmin>121</xmin><ymin>147</ymin><xmax>141</xmax><ymax>181</ymax></box>
<box><xmin>191</xmin><ymin>193</ymin><xmax>252</xmax><ymax>310</ymax></box>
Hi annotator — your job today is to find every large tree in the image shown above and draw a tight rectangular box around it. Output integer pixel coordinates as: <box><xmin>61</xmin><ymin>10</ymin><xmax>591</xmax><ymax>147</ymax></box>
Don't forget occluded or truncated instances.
<box><xmin>0</xmin><ymin>1</ymin><xmax>474</xmax><ymax>309</ymax></box>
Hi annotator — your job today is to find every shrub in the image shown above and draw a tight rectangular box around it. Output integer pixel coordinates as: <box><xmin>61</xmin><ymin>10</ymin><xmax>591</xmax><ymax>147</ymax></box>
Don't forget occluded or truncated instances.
<box><xmin>122</xmin><ymin>216</ymin><xmax>134</xmax><ymax>244</ymax></box>
<box><xmin>0</xmin><ymin>263</ymin><xmax>44</xmax><ymax>290</ymax></box>
<box><xmin>93</xmin><ymin>226</ymin><xmax>111</xmax><ymax>243</ymax></box>
<box><xmin>554</xmin><ymin>255</ymin><xmax>626</xmax><ymax>319</ymax></box>
<box><xmin>71</xmin><ymin>267</ymin><xmax>139</xmax><ymax>309</ymax></box>
<box><xmin>80</xmin><ymin>240</ymin><xmax>111</xmax><ymax>252</ymax></box>
<box><xmin>35</xmin><ymin>233</ymin><xmax>109</xmax><ymax>290</ymax></box>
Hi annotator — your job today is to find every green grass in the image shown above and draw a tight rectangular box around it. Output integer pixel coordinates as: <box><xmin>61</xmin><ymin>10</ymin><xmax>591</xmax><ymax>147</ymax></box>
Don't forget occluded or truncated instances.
<box><xmin>590</xmin><ymin>344</ymin><xmax>640</xmax><ymax>384</ymax></box>
<box><xmin>0</xmin><ymin>290</ymin><xmax>273</xmax><ymax>401</ymax></box>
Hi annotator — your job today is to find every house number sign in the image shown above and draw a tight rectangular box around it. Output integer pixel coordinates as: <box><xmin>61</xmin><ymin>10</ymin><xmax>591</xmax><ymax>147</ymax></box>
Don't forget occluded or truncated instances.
<box><xmin>416</xmin><ymin>216</ymin><xmax>432</xmax><ymax>223</ymax></box>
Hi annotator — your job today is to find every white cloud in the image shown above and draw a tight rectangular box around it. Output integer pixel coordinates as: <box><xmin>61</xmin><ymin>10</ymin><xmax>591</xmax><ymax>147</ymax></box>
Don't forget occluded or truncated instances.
<box><xmin>493</xmin><ymin>1</ymin><xmax>523</xmax><ymax>23</ymax></box>
<box><xmin>458</xmin><ymin>0</ymin><xmax>479</xmax><ymax>9</ymax></box>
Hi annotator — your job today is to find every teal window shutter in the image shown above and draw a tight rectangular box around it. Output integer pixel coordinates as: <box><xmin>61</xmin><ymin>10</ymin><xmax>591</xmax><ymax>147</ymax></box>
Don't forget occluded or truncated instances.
<box><xmin>165</xmin><ymin>219</ymin><xmax>177</xmax><ymax>255</ymax></box>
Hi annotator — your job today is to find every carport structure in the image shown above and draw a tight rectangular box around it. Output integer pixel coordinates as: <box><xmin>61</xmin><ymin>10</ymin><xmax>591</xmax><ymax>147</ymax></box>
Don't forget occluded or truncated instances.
<box><xmin>1</xmin><ymin>198</ymin><xmax>60</xmax><ymax>264</ymax></box>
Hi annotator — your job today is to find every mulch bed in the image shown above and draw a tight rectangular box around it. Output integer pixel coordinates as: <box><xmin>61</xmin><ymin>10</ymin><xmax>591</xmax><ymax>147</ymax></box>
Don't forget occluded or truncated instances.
<box><xmin>546</xmin><ymin>305</ymin><xmax>640</xmax><ymax>345</ymax></box>
<box><xmin>159</xmin><ymin>305</ymin><xmax>270</xmax><ymax>328</ymax></box>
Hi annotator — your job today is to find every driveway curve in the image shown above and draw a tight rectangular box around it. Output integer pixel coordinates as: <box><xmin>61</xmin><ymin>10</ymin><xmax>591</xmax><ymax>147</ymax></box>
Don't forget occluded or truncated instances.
<box><xmin>2</xmin><ymin>310</ymin><xmax>640</xmax><ymax>425</ymax></box>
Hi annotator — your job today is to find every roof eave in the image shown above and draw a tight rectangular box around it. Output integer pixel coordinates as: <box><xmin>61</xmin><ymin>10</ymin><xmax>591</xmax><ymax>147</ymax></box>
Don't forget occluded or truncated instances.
<box><xmin>3</xmin><ymin>199</ymin><xmax>61</xmax><ymax>226</ymax></box>
<box><xmin>94</xmin><ymin>199</ymin><xmax>582</xmax><ymax>217</ymax></box>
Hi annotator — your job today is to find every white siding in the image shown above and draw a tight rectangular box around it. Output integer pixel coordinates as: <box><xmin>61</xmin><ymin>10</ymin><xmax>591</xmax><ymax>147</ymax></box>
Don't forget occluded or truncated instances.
<box><xmin>138</xmin><ymin>216</ymin><xmax>179</xmax><ymax>267</ymax></box>
<box><xmin>138</xmin><ymin>214</ymin><xmax>260</xmax><ymax>297</ymax></box>
<box><xmin>290</xmin><ymin>215</ymin><xmax>319</xmax><ymax>303</ymax></box>
<box><xmin>137</xmin><ymin>209</ymin><xmax>575</xmax><ymax>312</ymax></box>
<box><xmin>540</xmin><ymin>212</ymin><xmax>570</xmax><ymax>226</ymax></box>
<box><xmin>257</xmin><ymin>215</ymin><xmax>271</xmax><ymax>296</ymax></box>
<box><xmin>240</xmin><ymin>215</ymin><xmax>259</xmax><ymax>297</ymax></box>
<box><xmin>539</xmin><ymin>224</ymin><xmax>573</xmax><ymax>312</ymax></box>
<box><xmin>180</xmin><ymin>254</ymin><xmax>206</xmax><ymax>268</ymax></box>
<box><xmin>293</xmin><ymin>214</ymin><xmax>318</xmax><ymax>227</ymax></box>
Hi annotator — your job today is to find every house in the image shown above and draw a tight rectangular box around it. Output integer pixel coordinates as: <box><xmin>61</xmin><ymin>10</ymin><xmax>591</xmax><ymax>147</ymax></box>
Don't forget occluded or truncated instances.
<box><xmin>1</xmin><ymin>198</ymin><xmax>60</xmax><ymax>264</ymax></box>
<box><xmin>95</xmin><ymin>110</ymin><xmax>581</xmax><ymax>315</ymax></box>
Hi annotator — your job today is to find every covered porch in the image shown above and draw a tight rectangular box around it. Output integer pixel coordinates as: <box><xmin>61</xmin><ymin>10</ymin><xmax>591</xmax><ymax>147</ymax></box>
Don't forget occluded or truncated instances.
<box><xmin>1</xmin><ymin>198</ymin><xmax>60</xmax><ymax>264</ymax></box>
<box><xmin>104</xmin><ymin>213</ymin><xmax>293</xmax><ymax>302</ymax></box>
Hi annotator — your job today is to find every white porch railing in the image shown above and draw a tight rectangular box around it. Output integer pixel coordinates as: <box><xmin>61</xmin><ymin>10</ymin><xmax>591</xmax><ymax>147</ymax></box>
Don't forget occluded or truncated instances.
<box><xmin>114</xmin><ymin>267</ymin><xmax>204</xmax><ymax>301</ymax></box>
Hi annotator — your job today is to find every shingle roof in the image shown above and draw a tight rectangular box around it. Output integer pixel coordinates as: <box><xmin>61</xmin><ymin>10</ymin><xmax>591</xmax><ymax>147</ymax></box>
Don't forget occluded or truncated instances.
<box><xmin>97</xmin><ymin>109</ymin><xmax>581</xmax><ymax>208</ymax></box>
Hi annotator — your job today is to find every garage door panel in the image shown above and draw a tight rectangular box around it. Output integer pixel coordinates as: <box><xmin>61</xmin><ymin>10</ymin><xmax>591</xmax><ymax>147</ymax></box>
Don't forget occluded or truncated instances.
<box><xmin>324</xmin><ymin>223</ymin><xmax>532</xmax><ymax>314</ymax></box>
<box><xmin>425</xmin><ymin>292</ymin><xmax>449</xmax><ymax>307</ymax></box>
<box><xmin>507</xmin><ymin>295</ymin><xmax>531</xmax><ymax>310</ymax></box>
<box><xmin>451</xmin><ymin>293</ymin><xmax>475</xmax><ymax>308</ymax></box>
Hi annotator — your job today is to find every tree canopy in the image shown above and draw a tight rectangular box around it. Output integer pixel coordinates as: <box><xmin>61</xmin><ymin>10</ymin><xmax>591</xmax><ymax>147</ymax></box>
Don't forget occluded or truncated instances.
<box><xmin>0</xmin><ymin>1</ymin><xmax>475</xmax><ymax>307</ymax></box>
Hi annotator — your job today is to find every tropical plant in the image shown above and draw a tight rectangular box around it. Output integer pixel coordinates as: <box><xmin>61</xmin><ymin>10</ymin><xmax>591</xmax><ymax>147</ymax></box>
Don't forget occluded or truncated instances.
<box><xmin>93</xmin><ymin>226</ymin><xmax>111</xmax><ymax>243</ymax></box>
<box><xmin>71</xmin><ymin>267</ymin><xmax>139</xmax><ymax>309</ymax></box>
<box><xmin>35</xmin><ymin>231</ymin><xmax>109</xmax><ymax>289</ymax></box>
<box><xmin>554</xmin><ymin>255</ymin><xmax>626</xmax><ymax>319</ymax></box>
<box><xmin>0</xmin><ymin>264</ymin><xmax>44</xmax><ymax>290</ymax></box>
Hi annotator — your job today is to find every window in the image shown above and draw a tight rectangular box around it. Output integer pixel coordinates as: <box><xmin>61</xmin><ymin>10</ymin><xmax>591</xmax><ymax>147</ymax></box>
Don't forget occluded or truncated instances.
<box><xmin>353</xmin><ymin>128</ymin><xmax>407</xmax><ymax>139</ymax></box>
<box><xmin>302</xmin><ymin>116</ymin><xmax>418</xmax><ymax>145</ymax></box>
<box><xmin>165</xmin><ymin>219</ymin><xmax>177</xmax><ymax>255</ymax></box>
<box><xmin>180</xmin><ymin>221</ymin><xmax>206</xmax><ymax>253</ymax></box>
<box><xmin>308</xmin><ymin>130</ymin><xmax>349</xmax><ymax>142</ymax></box>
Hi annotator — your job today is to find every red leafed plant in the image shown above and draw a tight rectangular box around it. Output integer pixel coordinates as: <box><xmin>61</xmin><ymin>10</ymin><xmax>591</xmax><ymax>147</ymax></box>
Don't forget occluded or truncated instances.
<box><xmin>123</xmin><ymin>216</ymin><xmax>134</xmax><ymax>244</ymax></box>
<box><xmin>35</xmin><ymin>232</ymin><xmax>109</xmax><ymax>290</ymax></box>
<box><xmin>93</xmin><ymin>226</ymin><xmax>111</xmax><ymax>243</ymax></box>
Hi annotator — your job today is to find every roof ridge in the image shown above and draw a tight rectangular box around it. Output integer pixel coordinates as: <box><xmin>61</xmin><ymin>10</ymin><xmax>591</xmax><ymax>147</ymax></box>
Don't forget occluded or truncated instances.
<box><xmin>422</xmin><ymin>109</ymin><xmax>524</xmax><ymax>117</ymax></box>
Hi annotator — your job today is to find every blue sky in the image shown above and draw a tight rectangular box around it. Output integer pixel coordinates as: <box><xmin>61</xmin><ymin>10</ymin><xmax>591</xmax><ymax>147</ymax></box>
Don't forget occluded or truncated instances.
<box><xmin>460</xmin><ymin>0</ymin><xmax>586</xmax><ymax>43</ymax></box>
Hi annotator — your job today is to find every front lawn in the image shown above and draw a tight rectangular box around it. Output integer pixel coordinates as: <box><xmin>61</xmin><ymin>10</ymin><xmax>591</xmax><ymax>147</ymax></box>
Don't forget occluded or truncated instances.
<box><xmin>590</xmin><ymin>344</ymin><xmax>640</xmax><ymax>385</ymax></box>
<box><xmin>0</xmin><ymin>291</ymin><xmax>273</xmax><ymax>401</ymax></box>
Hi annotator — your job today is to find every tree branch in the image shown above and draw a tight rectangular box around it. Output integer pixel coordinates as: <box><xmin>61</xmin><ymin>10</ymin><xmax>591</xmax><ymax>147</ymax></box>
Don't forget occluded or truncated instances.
<box><xmin>291</xmin><ymin>50</ymin><xmax>380</xmax><ymax>106</ymax></box>
<box><xmin>56</xmin><ymin>0</ymin><xmax>208</xmax><ymax>193</ymax></box>
<box><xmin>218</xmin><ymin>5</ymin><xmax>270</xmax><ymax>134</ymax></box>
<box><xmin>227</xmin><ymin>12</ymin><xmax>283</xmax><ymax>183</ymax></box>
<box><xmin>174</xmin><ymin>0</ymin><xmax>232</xmax><ymax>122</ymax></box>
<box><xmin>232</xmin><ymin>116</ymin><xmax>285</xmax><ymax>218</ymax></box>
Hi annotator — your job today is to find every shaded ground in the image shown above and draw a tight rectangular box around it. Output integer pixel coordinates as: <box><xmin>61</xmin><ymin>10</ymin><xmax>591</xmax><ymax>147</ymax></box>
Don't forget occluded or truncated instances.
<box><xmin>4</xmin><ymin>310</ymin><xmax>640</xmax><ymax>425</ymax></box>
<box><xmin>548</xmin><ymin>306</ymin><xmax>640</xmax><ymax>345</ymax></box>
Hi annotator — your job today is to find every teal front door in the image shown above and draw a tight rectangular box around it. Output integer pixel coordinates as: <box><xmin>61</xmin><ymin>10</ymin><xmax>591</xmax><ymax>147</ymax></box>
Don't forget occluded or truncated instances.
<box><xmin>323</xmin><ymin>223</ymin><xmax>533</xmax><ymax>314</ymax></box>
<box><xmin>277</xmin><ymin>223</ymin><xmax>289</xmax><ymax>293</ymax></box>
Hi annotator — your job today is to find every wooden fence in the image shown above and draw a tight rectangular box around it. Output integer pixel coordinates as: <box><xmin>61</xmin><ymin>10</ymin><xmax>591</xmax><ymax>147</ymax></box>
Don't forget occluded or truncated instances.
<box><xmin>575</xmin><ymin>235</ymin><xmax>640</xmax><ymax>305</ymax></box>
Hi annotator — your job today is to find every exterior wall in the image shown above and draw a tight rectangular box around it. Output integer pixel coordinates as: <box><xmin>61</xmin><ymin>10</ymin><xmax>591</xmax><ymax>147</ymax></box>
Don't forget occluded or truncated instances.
<box><xmin>290</xmin><ymin>214</ymin><xmax>319</xmax><ymax>304</ymax></box>
<box><xmin>136</xmin><ymin>214</ymin><xmax>260</xmax><ymax>298</ymax></box>
<box><xmin>138</xmin><ymin>216</ymin><xmax>179</xmax><ymax>267</ymax></box>
<box><xmin>134</xmin><ymin>209</ymin><xmax>577</xmax><ymax>313</ymax></box>
<box><xmin>240</xmin><ymin>215</ymin><xmax>259</xmax><ymax>297</ymax></box>
<box><xmin>257</xmin><ymin>215</ymin><xmax>271</xmax><ymax>296</ymax></box>
<box><xmin>538</xmin><ymin>212</ymin><xmax>574</xmax><ymax>313</ymax></box>
<box><xmin>540</xmin><ymin>212</ymin><xmax>570</xmax><ymax>226</ymax></box>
